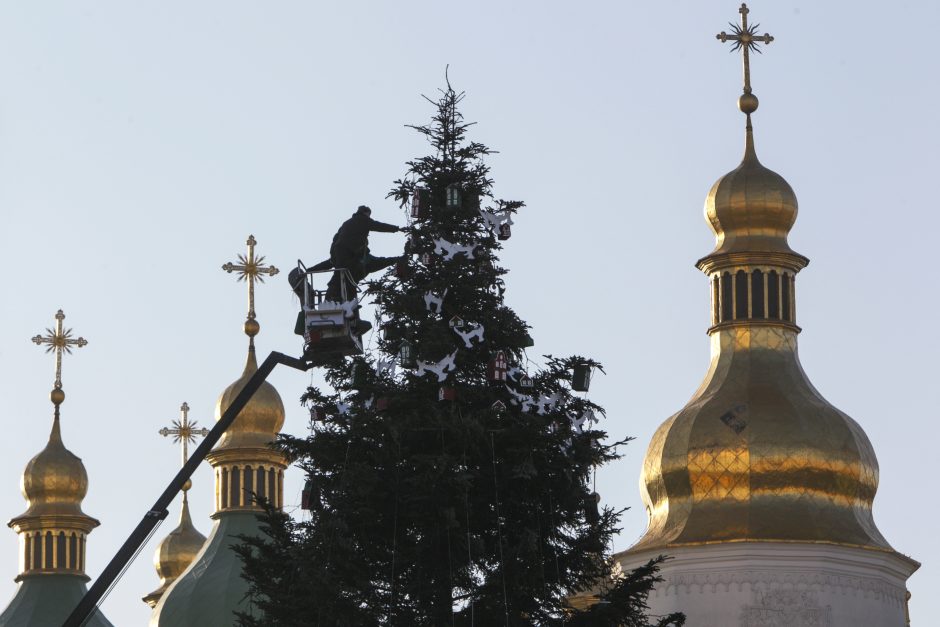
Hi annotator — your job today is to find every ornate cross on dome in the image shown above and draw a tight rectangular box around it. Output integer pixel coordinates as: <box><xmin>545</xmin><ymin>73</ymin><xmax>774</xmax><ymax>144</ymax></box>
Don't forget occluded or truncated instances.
<box><xmin>159</xmin><ymin>402</ymin><xmax>210</xmax><ymax>468</ymax></box>
<box><xmin>31</xmin><ymin>309</ymin><xmax>88</xmax><ymax>400</ymax></box>
<box><xmin>222</xmin><ymin>235</ymin><xmax>279</xmax><ymax>323</ymax></box>
<box><xmin>716</xmin><ymin>3</ymin><xmax>774</xmax><ymax>97</ymax></box>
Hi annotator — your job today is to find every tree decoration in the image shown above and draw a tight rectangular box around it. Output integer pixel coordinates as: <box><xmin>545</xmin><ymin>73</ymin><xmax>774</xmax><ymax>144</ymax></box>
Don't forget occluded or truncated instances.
<box><xmin>498</xmin><ymin>221</ymin><xmax>512</xmax><ymax>240</ymax></box>
<box><xmin>479</xmin><ymin>206</ymin><xmax>513</xmax><ymax>236</ymax></box>
<box><xmin>375</xmin><ymin>357</ymin><xmax>396</xmax><ymax>378</ymax></box>
<box><xmin>438</xmin><ymin>386</ymin><xmax>457</xmax><ymax>402</ymax></box>
<box><xmin>415</xmin><ymin>350</ymin><xmax>458</xmax><ymax>382</ymax></box>
<box><xmin>420</xmin><ymin>252</ymin><xmax>433</xmax><ymax>266</ymax></box>
<box><xmin>411</xmin><ymin>187</ymin><xmax>430</xmax><ymax>219</ymax></box>
<box><xmin>448</xmin><ymin>315</ymin><xmax>465</xmax><ymax>329</ymax></box>
<box><xmin>453</xmin><ymin>322</ymin><xmax>484</xmax><ymax>348</ymax></box>
<box><xmin>398</xmin><ymin>339</ymin><xmax>417</xmax><ymax>368</ymax></box>
<box><xmin>583</xmin><ymin>492</ymin><xmax>601</xmax><ymax>525</ymax></box>
<box><xmin>536</xmin><ymin>392</ymin><xmax>561</xmax><ymax>416</ymax></box>
<box><xmin>569</xmin><ymin>408</ymin><xmax>598</xmax><ymax>434</ymax></box>
<box><xmin>395</xmin><ymin>257</ymin><xmax>412</xmax><ymax>280</ymax></box>
<box><xmin>488</xmin><ymin>350</ymin><xmax>509</xmax><ymax>383</ymax></box>
<box><xmin>491</xmin><ymin>400</ymin><xmax>507</xmax><ymax>413</ymax></box>
<box><xmin>519</xmin><ymin>374</ymin><xmax>534</xmax><ymax>389</ymax></box>
<box><xmin>572</xmin><ymin>362</ymin><xmax>592</xmax><ymax>392</ymax></box>
<box><xmin>423</xmin><ymin>288</ymin><xmax>447</xmax><ymax>314</ymax></box>
<box><xmin>309</xmin><ymin>406</ymin><xmax>327</xmax><ymax>422</ymax></box>
<box><xmin>445</xmin><ymin>183</ymin><xmax>462</xmax><ymax>210</ymax></box>
<box><xmin>433</xmin><ymin>237</ymin><xmax>478</xmax><ymax>261</ymax></box>
<box><xmin>301</xmin><ymin>479</ymin><xmax>318</xmax><ymax>511</ymax></box>
<box><xmin>505</xmin><ymin>384</ymin><xmax>537</xmax><ymax>413</ymax></box>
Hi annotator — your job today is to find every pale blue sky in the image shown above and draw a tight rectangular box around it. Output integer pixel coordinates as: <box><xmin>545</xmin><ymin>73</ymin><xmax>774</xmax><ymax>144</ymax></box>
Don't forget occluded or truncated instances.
<box><xmin>0</xmin><ymin>2</ymin><xmax>936</xmax><ymax>625</ymax></box>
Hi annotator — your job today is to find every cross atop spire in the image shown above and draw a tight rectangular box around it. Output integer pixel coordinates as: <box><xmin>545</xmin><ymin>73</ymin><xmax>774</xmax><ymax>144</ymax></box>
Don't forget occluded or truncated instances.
<box><xmin>222</xmin><ymin>235</ymin><xmax>279</xmax><ymax>341</ymax></box>
<box><xmin>31</xmin><ymin>309</ymin><xmax>87</xmax><ymax>408</ymax></box>
<box><xmin>159</xmin><ymin>402</ymin><xmax>210</xmax><ymax>470</ymax></box>
<box><xmin>717</xmin><ymin>3</ymin><xmax>774</xmax><ymax>113</ymax></box>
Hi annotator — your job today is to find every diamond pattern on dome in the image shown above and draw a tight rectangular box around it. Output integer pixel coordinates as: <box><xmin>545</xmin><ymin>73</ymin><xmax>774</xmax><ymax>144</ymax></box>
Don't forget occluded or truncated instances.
<box><xmin>688</xmin><ymin>446</ymin><xmax>749</xmax><ymax>502</ymax></box>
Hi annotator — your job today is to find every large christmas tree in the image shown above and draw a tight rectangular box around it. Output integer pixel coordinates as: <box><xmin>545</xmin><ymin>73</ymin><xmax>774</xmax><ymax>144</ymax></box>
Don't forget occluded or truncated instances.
<box><xmin>235</xmin><ymin>82</ymin><xmax>683</xmax><ymax>627</ymax></box>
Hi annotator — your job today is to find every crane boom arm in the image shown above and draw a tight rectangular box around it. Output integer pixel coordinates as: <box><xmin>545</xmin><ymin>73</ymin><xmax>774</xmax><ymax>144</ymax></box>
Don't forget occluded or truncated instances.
<box><xmin>62</xmin><ymin>351</ymin><xmax>313</xmax><ymax>627</ymax></box>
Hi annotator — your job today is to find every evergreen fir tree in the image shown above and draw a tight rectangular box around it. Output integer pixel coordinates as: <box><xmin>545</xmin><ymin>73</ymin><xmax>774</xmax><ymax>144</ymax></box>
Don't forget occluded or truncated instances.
<box><xmin>235</xmin><ymin>81</ymin><xmax>684</xmax><ymax>627</ymax></box>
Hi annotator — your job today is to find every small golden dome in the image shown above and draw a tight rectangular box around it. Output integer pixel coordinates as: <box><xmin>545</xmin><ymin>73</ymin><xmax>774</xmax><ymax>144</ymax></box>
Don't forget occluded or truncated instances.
<box><xmin>704</xmin><ymin>121</ymin><xmax>799</xmax><ymax>258</ymax></box>
<box><xmin>19</xmin><ymin>417</ymin><xmax>89</xmax><ymax>517</ymax></box>
<box><xmin>144</xmin><ymin>493</ymin><xmax>207</xmax><ymax>608</ymax></box>
<box><xmin>213</xmin><ymin>347</ymin><xmax>285</xmax><ymax>451</ymax></box>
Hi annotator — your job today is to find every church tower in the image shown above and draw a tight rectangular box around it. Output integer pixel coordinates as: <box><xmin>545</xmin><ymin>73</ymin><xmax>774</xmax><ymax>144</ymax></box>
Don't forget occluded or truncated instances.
<box><xmin>143</xmin><ymin>403</ymin><xmax>209</xmax><ymax>608</ymax></box>
<box><xmin>151</xmin><ymin>236</ymin><xmax>287</xmax><ymax>626</ymax></box>
<box><xmin>615</xmin><ymin>5</ymin><xmax>919</xmax><ymax>625</ymax></box>
<box><xmin>0</xmin><ymin>310</ymin><xmax>113</xmax><ymax>627</ymax></box>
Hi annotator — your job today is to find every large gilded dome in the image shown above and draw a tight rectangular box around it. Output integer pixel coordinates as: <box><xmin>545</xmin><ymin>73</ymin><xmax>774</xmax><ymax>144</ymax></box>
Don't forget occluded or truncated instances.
<box><xmin>631</xmin><ymin>325</ymin><xmax>892</xmax><ymax>552</ymax></box>
<box><xmin>19</xmin><ymin>417</ymin><xmax>90</xmax><ymax>518</ymax></box>
<box><xmin>213</xmin><ymin>347</ymin><xmax>285</xmax><ymax>451</ymax></box>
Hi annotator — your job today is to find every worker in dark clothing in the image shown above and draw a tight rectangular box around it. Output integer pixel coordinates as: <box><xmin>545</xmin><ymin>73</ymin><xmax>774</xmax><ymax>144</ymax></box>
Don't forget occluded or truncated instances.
<box><xmin>289</xmin><ymin>205</ymin><xmax>402</xmax><ymax>304</ymax></box>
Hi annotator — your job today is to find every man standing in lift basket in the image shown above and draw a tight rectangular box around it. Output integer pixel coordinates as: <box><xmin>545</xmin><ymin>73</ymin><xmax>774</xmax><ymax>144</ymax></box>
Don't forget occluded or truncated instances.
<box><xmin>289</xmin><ymin>204</ymin><xmax>403</xmax><ymax>306</ymax></box>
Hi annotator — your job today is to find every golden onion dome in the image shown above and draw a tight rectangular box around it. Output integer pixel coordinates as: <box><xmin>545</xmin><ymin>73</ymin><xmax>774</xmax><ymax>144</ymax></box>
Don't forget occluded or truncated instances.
<box><xmin>19</xmin><ymin>416</ymin><xmax>89</xmax><ymax>517</ymax></box>
<box><xmin>143</xmin><ymin>491</ymin><xmax>207</xmax><ymax>608</ymax></box>
<box><xmin>213</xmin><ymin>347</ymin><xmax>285</xmax><ymax>451</ymax></box>
<box><xmin>703</xmin><ymin>122</ymin><xmax>801</xmax><ymax>259</ymax></box>
<box><xmin>632</xmin><ymin>327</ymin><xmax>893</xmax><ymax>552</ymax></box>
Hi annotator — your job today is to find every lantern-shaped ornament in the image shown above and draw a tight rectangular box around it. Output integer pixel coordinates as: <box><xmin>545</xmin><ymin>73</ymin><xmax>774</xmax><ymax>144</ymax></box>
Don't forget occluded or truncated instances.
<box><xmin>351</xmin><ymin>361</ymin><xmax>368</xmax><ymax>389</ymax></box>
<box><xmin>445</xmin><ymin>184</ymin><xmax>462</xmax><ymax>211</ymax></box>
<box><xmin>583</xmin><ymin>492</ymin><xmax>601</xmax><ymax>525</ymax></box>
<box><xmin>301</xmin><ymin>479</ymin><xmax>319</xmax><ymax>511</ymax></box>
<box><xmin>498</xmin><ymin>222</ymin><xmax>512</xmax><ymax>241</ymax></box>
<box><xmin>439</xmin><ymin>386</ymin><xmax>457</xmax><ymax>402</ymax></box>
<box><xmin>519</xmin><ymin>374</ymin><xmax>534</xmax><ymax>389</ymax></box>
<box><xmin>411</xmin><ymin>188</ymin><xmax>431</xmax><ymax>219</ymax></box>
<box><xmin>395</xmin><ymin>257</ymin><xmax>412</xmax><ymax>280</ymax></box>
<box><xmin>398</xmin><ymin>339</ymin><xmax>417</xmax><ymax>368</ymax></box>
<box><xmin>488</xmin><ymin>351</ymin><xmax>509</xmax><ymax>383</ymax></box>
<box><xmin>448</xmin><ymin>315</ymin><xmax>465</xmax><ymax>329</ymax></box>
<box><xmin>376</xmin><ymin>397</ymin><xmax>390</xmax><ymax>411</ymax></box>
<box><xmin>571</xmin><ymin>363</ymin><xmax>592</xmax><ymax>392</ymax></box>
<box><xmin>309</xmin><ymin>406</ymin><xmax>327</xmax><ymax>422</ymax></box>
<box><xmin>421</xmin><ymin>252</ymin><xmax>434</xmax><ymax>267</ymax></box>
<box><xmin>491</xmin><ymin>400</ymin><xmax>507</xmax><ymax>414</ymax></box>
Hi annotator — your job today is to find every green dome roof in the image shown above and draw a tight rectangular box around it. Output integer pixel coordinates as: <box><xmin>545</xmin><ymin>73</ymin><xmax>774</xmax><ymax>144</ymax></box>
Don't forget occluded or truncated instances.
<box><xmin>150</xmin><ymin>512</ymin><xmax>265</xmax><ymax>626</ymax></box>
<box><xmin>0</xmin><ymin>574</ymin><xmax>113</xmax><ymax>627</ymax></box>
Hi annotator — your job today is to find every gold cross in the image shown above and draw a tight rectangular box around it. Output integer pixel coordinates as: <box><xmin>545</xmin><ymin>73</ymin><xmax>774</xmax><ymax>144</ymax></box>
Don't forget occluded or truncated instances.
<box><xmin>717</xmin><ymin>3</ymin><xmax>774</xmax><ymax>95</ymax></box>
<box><xmin>31</xmin><ymin>309</ymin><xmax>88</xmax><ymax>394</ymax></box>
<box><xmin>159</xmin><ymin>402</ymin><xmax>210</xmax><ymax>468</ymax></box>
<box><xmin>222</xmin><ymin>235</ymin><xmax>279</xmax><ymax>322</ymax></box>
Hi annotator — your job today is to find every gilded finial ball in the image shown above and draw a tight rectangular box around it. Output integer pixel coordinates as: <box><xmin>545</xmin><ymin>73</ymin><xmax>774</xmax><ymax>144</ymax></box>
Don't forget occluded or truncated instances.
<box><xmin>738</xmin><ymin>92</ymin><xmax>759</xmax><ymax>114</ymax></box>
<box><xmin>244</xmin><ymin>319</ymin><xmax>260</xmax><ymax>337</ymax></box>
<box><xmin>50</xmin><ymin>388</ymin><xmax>65</xmax><ymax>406</ymax></box>
<box><xmin>182</xmin><ymin>479</ymin><xmax>193</xmax><ymax>491</ymax></box>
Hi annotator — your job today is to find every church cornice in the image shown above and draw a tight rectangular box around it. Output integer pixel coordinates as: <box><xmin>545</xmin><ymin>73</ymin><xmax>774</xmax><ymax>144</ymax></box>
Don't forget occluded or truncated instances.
<box><xmin>9</xmin><ymin>512</ymin><xmax>100</xmax><ymax>534</ymax></box>
<box><xmin>696</xmin><ymin>250</ymin><xmax>809</xmax><ymax>275</ymax></box>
